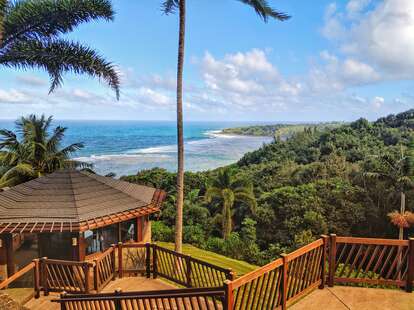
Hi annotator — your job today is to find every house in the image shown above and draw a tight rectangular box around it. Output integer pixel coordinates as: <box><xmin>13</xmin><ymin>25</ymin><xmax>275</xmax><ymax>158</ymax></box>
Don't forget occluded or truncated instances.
<box><xmin>0</xmin><ymin>170</ymin><xmax>165</xmax><ymax>280</ymax></box>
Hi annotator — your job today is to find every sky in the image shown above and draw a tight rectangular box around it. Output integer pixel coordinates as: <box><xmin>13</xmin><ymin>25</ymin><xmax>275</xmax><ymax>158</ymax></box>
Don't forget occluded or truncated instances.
<box><xmin>0</xmin><ymin>0</ymin><xmax>413</xmax><ymax>122</ymax></box>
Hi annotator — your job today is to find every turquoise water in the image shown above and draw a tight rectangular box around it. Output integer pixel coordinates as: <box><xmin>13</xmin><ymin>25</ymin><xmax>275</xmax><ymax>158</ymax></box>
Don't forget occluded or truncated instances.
<box><xmin>0</xmin><ymin>120</ymin><xmax>272</xmax><ymax>176</ymax></box>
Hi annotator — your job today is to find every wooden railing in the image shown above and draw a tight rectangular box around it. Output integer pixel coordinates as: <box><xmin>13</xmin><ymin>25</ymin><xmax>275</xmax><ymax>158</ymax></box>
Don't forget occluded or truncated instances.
<box><xmin>53</xmin><ymin>287</ymin><xmax>226</xmax><ymax>310</ymax></box>
<box><xmin>116</xmin><ymin>243</ymin><xmax>235</xmax><ymax>288</ymax></box>
<box><xmin>92</xmin><ymin>246</ymin><xmax>116</xmax><ymax>292</ymax></box>
<box><xmin>117</xmin><ymin>242</ymin><xmax>149</xmax><ymax>277</ymax></box>
<box><xmin>1</xmin><ymin>236</ymin><xmax>413</xmax><ymax>309</ymax></box>
<box><xmin>328</xmin><ymin>235</ymin><xmax>414</xmax><ymax>292</ymax></box>
<box><xmin>224</xmin><ymin>237</ymin><xmax>328</xmax><ymax>310</ymax></box>
<box><xmin>41</xmin><ymin>258</ymin><xmax>94</xmax><ymax>294</ymax></box>
<box><xmin>0</xmin><ymin>259</ymin><xmax>40</xmax><ymax>298</ymax></box>
<box><xmin>153</xmin><ymin>244</ymin><xmax>235</xmax><ymax>288</ymax></box>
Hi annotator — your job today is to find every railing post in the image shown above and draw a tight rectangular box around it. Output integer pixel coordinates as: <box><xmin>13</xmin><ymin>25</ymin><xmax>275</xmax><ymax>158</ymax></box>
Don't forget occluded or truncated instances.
<box><xmin>60</xmin><ymin>292</ymin><xmax>67</xmax><ymax>310</ymax></box>
<box><xmin>41</xmin><ymin>257</ymin><xmax>49</xmax><ymax>296</ymax></box>
<box><xmin>320</xmin><ymin>235</ymin><xmax>329</xmax><ymax>289</ymax></box>
<box><xmin>33</xmin><ymin>259</ymin><xmax>40</xmax><ymax>299</ymax></box>
<box><xmin>84</xmin><ymin>262</ymin><xmax>93</xmax><ymax>294</ymax></box>
<box><xmin>118</xmin><ymin>242</ymin><xmax>123</xmax><ymax>279</ymax></box>
<box><xmin>223</xmin><ymin>280</ymin><xmax>233</xmax><ymax>310</ymax></box>
<box><xmin>281</xmin><ymin>253</ymin><xmax>288</xmax><ymax>310</ymax></box>
<box><xmin>406</xmin><ymin>238</ymin><xmax>414</xmax><ymax>293</ymax></box>
<box><xmin>227</xmin><ymin>269</ymin><xmax>236</xmax><ymax>281</ymax></box>
<box><xmin>146</xmin><ymin>243</ymin><xmax>151</xmax><ymax>278</ymax></box>
<box><xmin>114</xmin><ymin>288</ymin><xmax>122</xmax><ymax>310</ymax></box>
<box><xmin>328</xmin><ymin>234</ymin><xmax>337</xmax><ymax>287</ymax></box>
<box><xmin>111</xmin><ymin>245</ymin><xmax>116</xmax><ymax>280</ymax></box>
<box><xmin>186</xmin><ymin>255</ymin><xmax>192</xmax><ymax>287</ymax></box>
<box><xmin>93</xmin><ymin>259</ymin><xmax>99</xmax><ymax>292</ymax></box>
<box><xmin>152</xmin><ymin>244</ymin><xmax>158</xmax><ymax>279</ymax></box>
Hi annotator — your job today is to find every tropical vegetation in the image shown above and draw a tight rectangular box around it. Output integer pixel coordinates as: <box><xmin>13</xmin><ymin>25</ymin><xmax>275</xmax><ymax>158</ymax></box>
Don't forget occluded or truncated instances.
<box><xmin>0</xmin><ymin>114</ymin><xmax>87</xmax><ymax>187</ymax></box>
<box><xmin>221</xmin><ymin>122</ymin><xmax>343</xmax><ymax>138</ymax></box>
<box><xmin>123</xmin><ymin>109</ymin><xmax>414</xmax><ymax>265</ymax></box>
<box><xmin>205</xmin><ymin>168</ymin><xmax>256</xmax><ymax>240</ymax></box>
<box><xmin>159</xmin><ymin>0</ymin><xmax>290</xmax><ymax>253</ymax></box>
<box><xmin>0</xmin><ymin>0</ymin><xmax>120</xmax><ymax>97</ymax></box>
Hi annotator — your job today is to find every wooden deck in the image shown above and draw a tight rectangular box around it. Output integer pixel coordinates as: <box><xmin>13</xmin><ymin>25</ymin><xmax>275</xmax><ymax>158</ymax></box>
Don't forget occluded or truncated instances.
<box><xmin>24</xmin><ymin>276</ymin><xmax>175</xmax><ymax>310</ymax></box>
<box><xmin>22</xmin><ymin>284</ymin><xmax>414</xmax><ymax>309</ymax></box>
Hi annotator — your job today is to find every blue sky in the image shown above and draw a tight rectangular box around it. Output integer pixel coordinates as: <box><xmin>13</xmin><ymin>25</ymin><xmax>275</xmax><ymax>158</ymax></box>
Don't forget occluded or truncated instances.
<box><xmin>0</xmin><ymin>0</ymin><xmax>413</xmax><ymax>121</ymax></box>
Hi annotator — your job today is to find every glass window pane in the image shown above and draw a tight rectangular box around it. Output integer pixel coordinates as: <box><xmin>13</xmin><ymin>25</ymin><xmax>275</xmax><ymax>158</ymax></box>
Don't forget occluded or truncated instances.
<box><xmin>121</xmin><ymin>219</ymin><xmax>136</xmax><ymax>242</ymax></box>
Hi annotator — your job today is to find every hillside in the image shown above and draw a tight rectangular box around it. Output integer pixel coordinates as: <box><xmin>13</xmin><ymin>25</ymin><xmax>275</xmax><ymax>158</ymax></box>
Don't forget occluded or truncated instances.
<box><xmin>123</xmin><ymin>109</ymin><xmax>414</xmax><ymax>266</ymax></box>
<box><xmin>221</xmin><ymin>122</ymin><xmax>343</xmax><ymax>137</ymax></box>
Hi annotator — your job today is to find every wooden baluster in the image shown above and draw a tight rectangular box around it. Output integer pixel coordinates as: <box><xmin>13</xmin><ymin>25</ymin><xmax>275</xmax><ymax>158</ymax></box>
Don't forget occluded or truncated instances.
<box><xmin>406</xmin><ymin>238</ymin><xmax>414</xmax><ymax>293</ymax></box>
<box><xmin>281</xmin><ymin>253</ymin><xmax>288</xmax><ymax>310</ymax></box>
<box><xmin>152</xmin><ymin>244</ymin><xmax>158</xmax><ymax>279</ymax></box>
<box><xmin>146</xmin><ymin>243</ymin><xmax>151</xmax><ymax>278</ymax></box>
<box><xmin>320</xmin><ymin>235</ymin><xmax>329</xmax><ymax>289</ymax></box>
<box><xmin>111</xmin><ymin>245</ymin><xmax>116</xmax><ymax>281</ymax></box>
<box><xmin>186</xmin><ymin>255</ymin><xmax>192</xmax><ymax>287</ymax></box>
<box><xmin>94</xmin><ymin>259</ymin><xmax>99</xmax><ymax>292</ymax></box>
<box><xmin>328</xmin><ymin>234</ymin><xmax>337</xmax><ymax>287</ymax></box>
<box><xmin>223</xmin><ymin>280</ymin><xmax>233</xmax><ymax>310</ymax></box>
<box><xmin>118</xmin><ymin>242</ymin><xmax>123</xmax><ymax>279</ymax></box>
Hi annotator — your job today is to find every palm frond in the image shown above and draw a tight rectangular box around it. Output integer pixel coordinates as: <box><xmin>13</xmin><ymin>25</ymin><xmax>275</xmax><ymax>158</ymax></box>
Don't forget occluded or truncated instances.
<box><xmin>236</xmin><ymin>0</ymin><xmax>290</xmax><ymax>22</ymax></box>
<box><xmin>161</xmin><ymin>0</ymin><xmax>179</xmax><ymax>15</ymax></box>
<box><xmin>205</xmin><ymin>187</ymin><xmax>222</xmax><ymax>203</ymax></box>
<box><xmin>0</xmin><ymin>38</ymin><xmax>120</xmax><ymax>98</ymax></box>
<box><xmin>46</xmin><ymin>125</ymin><xmax>66</xmax><ymax>152</ymax></box>
<box><xmin>0</xmin><ymin>0</ymin><xmax>7</xmax><ymax>45</ymax></box>
<box><xmin>3</xmin><ymin>0</ymin><xmax>114</xmax><ymax>46</ymax></box>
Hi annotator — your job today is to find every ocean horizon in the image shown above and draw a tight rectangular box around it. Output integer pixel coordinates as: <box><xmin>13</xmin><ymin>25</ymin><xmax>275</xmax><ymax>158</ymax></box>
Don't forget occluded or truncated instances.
<box><xmin>0</xmin><ymin>120</ymin><xmax>273</xmax><ymax>177</ymax></box>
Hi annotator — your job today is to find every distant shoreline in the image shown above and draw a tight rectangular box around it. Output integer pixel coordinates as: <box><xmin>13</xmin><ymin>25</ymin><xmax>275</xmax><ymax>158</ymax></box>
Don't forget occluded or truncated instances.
<box><xmin>219</xmin><ymin>122</ymin><xmax>345</xmax><ymax>137</ymax></box>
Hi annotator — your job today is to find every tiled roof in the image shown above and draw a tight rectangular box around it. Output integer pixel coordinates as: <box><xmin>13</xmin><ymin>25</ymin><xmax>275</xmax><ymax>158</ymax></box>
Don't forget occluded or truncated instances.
<box><xmin>0</xmin><ymin>170</ymin><xmax>165</xmax><ymax>233</ymax></box>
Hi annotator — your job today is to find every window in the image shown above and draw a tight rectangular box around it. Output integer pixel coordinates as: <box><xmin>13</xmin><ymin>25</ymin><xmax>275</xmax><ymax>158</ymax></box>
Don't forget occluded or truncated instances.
<box><xmin>121</xmin><ymin>219</ymin><xmax>137</xmax><ymax>243</ymax></box>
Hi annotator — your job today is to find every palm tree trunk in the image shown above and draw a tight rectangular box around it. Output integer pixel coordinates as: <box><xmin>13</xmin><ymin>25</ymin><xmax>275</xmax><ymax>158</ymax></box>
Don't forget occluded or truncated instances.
<box><xmin>397</xmin><ymin>191</ymin><xmax>406</xmax><ymax>280</ymax></box>
<box><xmin>399</xmin><ymin>191</ymin><xmax>406</xmax><ymax>240</ymax></box>
<box><xmin>174</xmin><ymin>0</ymin><xmax>186</xmax><ymax>253</ymax></box>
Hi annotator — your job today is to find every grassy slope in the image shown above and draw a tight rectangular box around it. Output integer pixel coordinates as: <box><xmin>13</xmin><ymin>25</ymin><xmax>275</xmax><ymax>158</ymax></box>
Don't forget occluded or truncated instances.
<box><xmin>157</xmin><ymin>242</ymin><xmax>257</xmax><ymax>277</ymax></box>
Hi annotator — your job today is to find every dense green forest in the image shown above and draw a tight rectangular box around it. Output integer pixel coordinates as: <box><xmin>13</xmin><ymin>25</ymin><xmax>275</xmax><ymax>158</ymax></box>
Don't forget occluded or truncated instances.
<box><xmin>123</xmin><ymin>110</ymin><xmax>414</xmax><ymax>266</ymax></box>
<box><xmin>221</xmin><ymin>122</ymin><xmax>342</xmax><ymax>137</ymax></box>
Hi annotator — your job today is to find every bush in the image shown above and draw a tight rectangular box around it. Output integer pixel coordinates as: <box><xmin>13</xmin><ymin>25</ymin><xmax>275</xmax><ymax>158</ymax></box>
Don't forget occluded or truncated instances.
<box><xmin>183</xmin><ymin>225</ymin><xmax>206</xmax><ymax>248</ymax></box>
<box><xmin>152</xmin><ymin>221</ymin><xmax>173</xmax><ymax>242</ymax></box>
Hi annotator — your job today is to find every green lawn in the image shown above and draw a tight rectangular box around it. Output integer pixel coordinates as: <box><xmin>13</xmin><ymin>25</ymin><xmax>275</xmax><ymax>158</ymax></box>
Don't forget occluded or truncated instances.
<box><xmin>157</xmin><ymin>242</ymin><xmax>257</xmax><ymax>277</ymax></box>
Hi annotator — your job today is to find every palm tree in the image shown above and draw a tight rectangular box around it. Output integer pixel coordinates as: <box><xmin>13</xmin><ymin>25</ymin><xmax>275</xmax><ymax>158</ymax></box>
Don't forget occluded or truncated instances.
<box><xmin>0</xmin><ymin>114</ymin><xmax>88</xmax><ymax>187</ymax></box>
<box><xmin>161</xmin><ymin>0</ymin><xmax>290</xmax><ymax>253</ymax></box>
<box><xmin>364</xmin><ymin>143</ymin><xmax>414</xmax><ymax>239</ymax></box>
<box><xmin>0</xmin><ymin>0</ymin><xmax>119</xmax><ymax>97</ymax></box>
<box><xmin>205</xmin><ymin>169</ymin><xmax>257</xmax><ymax>240</ymax></box>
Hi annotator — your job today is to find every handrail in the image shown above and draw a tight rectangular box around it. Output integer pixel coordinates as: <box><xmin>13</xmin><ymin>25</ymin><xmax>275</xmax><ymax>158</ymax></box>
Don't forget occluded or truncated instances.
<box><xmin>336</xmin><ymin>236</ymin><xmax>409</xmax><ymax>246</ymax></box>
<box><xmin>52</xmin><ymin>287</ymin><xmax>226</xmax><ymax>310</ymax></box>
<box><xmin>224</xmin><ymin>236</ymin><xmax>328</xmax><ymax>310</ymax></box>
<box><xmin>0</xmin><ymin>261</ymin><xmax>35</xmax><ymax>290</ymax></box>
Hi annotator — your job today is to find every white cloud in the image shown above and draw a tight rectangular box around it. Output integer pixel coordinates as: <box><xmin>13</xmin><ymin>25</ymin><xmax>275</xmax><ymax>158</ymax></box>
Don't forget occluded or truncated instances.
<box><xmin>323</xmin><ymin>0</ymin><xmax>414</xmax><ymax>79</ymax></box>
<box><xmin>346</xmin><ymin>0</ymin><xmax>372</xmax><ymax>16</ymax></box>
<box><xmin>137</xmin><ymin>87</ymin><xmax>173</xmax><ymax>106</ymax></box>
<box><xmin>0</xmin><ymin>89</ymin><xmax>31</xmax><ymax>104</ymax></box>
<box><xmin>16</xmin><ymin>75</ymin><xmax>47</xmax><ymax>87</ymax></box>
<box><xmin>371</xmin><ymin>96</ymin><xmax>385</xmax><ymax>109</ymax></box>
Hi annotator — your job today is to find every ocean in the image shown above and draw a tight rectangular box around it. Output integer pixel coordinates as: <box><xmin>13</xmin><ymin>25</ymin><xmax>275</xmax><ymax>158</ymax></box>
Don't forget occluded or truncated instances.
<box><xmin>0</xmin><ymin>120</ymin><xmax>272</xmax><ymax>177</ymax></box>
